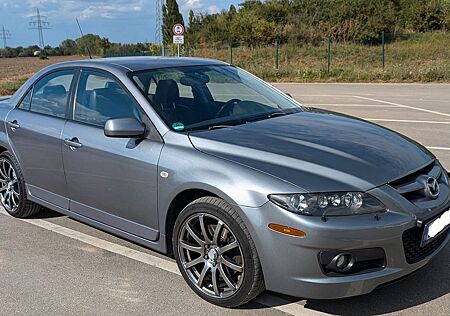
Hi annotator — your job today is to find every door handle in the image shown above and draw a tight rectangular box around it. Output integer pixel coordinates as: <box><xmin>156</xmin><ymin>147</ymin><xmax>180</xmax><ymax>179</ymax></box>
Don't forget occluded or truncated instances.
<box><xmin>7</xmin><ymin>120</ymin><xmax>20</xmax><ymax>130</ymax></box>
<box><xmin>64</xmin><ymin>137</ymin><xmax>83</xmax><ymax>150</ymax></box>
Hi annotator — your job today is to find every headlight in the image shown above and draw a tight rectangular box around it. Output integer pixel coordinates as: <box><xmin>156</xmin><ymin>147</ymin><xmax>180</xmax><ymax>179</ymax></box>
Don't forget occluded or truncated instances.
<box><xmin>268</xmin><ymin>192</ymin><xmax>386</xmax><ymax>216</ymax></box>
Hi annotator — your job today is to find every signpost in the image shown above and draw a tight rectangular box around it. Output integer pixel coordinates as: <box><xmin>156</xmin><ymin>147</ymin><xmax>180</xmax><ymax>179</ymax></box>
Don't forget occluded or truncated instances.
<box><xmin>172</xmin><ymin>23</ymin><xmax>184</xmax><ymax>57</ymax></box>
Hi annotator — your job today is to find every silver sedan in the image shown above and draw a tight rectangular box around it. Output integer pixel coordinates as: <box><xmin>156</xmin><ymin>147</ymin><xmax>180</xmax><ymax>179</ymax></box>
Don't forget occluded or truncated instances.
<box><xmin>0</xmin><ymin>57</ymin><xmax>448</xmax><ymax>307</ymax></box>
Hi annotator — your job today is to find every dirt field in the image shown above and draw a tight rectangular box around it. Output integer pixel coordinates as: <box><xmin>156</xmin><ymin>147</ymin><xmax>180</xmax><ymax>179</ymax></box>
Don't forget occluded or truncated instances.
<box><xmin>0</xmin><ymin>56</ymin><xmax>84</xmax><ymax>95</ymax></box>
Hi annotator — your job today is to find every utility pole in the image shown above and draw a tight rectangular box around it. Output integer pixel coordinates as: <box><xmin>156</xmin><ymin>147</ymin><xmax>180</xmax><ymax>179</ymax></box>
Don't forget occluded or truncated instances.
<box><xmin>29</xmin><ymin>8</ymin><xmax>50</xmax><ymax>54</ymax></box>
<box><xmin>1</xmin><ymin>25</ymin><xmax>11</xmax><ymax>49</ymax></box>
<box><xmin>155</xmin><ymin>0</ymin><xmax>165</xmax><ymax>56</ymax></box>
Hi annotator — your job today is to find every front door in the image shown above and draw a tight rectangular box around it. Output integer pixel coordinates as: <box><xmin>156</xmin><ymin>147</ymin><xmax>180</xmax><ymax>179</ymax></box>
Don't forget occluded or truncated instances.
<box><xmin>61</xmin><ymin>69</ymin><xmax>162</xmax><ymax>241</ymax></box>
<box><xmin>5</xmin><ymin>70</ymin><xmax>76</xmax><ymax>208</ymax></box>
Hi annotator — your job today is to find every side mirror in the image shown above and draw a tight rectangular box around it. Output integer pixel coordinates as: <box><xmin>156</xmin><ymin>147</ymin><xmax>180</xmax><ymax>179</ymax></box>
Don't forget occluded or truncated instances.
<box><xmin>104</xmin><ymin>118</ymin><xmax>146</xmax><ymax>138</ymax></box>
<box><xmin>285</xmin><ymin>92</ymin><xmax>293</xmax><ymax>98</ymax></box>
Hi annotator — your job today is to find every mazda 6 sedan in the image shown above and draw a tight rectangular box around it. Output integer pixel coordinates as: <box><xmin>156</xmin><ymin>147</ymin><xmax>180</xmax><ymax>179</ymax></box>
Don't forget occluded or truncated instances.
<box><xmin>0</xmin><ymin>57</ymin><xmax>449</xmax><ymax>307</ymax></box>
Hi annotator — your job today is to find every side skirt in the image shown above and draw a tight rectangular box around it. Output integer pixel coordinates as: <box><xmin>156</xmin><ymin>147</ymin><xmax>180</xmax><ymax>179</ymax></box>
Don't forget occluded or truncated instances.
<box><xmin>26</xmin><ymin>188</ymin><xmax>168</xmax><ymax>254</ymax></box>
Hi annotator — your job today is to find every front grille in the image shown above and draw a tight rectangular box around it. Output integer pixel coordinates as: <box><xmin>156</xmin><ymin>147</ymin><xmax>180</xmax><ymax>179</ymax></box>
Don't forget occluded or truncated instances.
<box><xmin>402</xmin><ymin>226</ymin><xmax>449</xmax><ymax>264</ymax></box>
<box><xmin>389</xmin><ymin>161</ymin><xmax>447</xmax><ymax>205</ymax></box>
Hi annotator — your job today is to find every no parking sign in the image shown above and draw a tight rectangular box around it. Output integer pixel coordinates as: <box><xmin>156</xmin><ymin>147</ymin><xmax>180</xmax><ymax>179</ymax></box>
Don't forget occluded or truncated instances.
<box><xmin>172</xmin><ymin>24</ymin><xmax>185</xmax><ymax>36</ymax></box>
<box><xmin>172</xmin><ymin>24</ymin><xmax>185</xmax><ymax>56</ymax></box>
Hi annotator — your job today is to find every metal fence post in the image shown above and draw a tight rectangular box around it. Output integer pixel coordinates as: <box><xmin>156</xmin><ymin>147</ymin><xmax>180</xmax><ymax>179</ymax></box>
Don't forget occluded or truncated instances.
<box><xmin>229</xmin><ymin>42</ymin><xmax>233</xmax><ymax>64</ymax></box>
<box><xmin>327</xmin><ymin>36</ymin><xmax>331</xmax><ymax>74</ymax></box>
<box><xmin>275</xmin><ymin>38</ymin><xmax>279</xmax><ymax>70</ymax></box>
<box><xmin>381</xmin><ymin>31</ymin><xmax>385</xmax><ymax>69</ymax></box>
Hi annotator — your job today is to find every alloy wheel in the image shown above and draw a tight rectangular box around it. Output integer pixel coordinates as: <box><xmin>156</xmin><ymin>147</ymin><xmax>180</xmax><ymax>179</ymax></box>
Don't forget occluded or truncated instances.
<box><xmin>178</xmin><ymin>213</ymin><xmax>244</xmax><ymax>299</ymax></box>
<box><xmin>0</xmin><ymin>158</ymin><xmax>20</xmax><ymax>212</ymax></box>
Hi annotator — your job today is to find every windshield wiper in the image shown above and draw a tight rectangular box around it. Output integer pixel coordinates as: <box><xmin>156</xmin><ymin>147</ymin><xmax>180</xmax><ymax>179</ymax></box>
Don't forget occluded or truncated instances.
<box><xmin>186</xmin><ymin>124</ymin><xmax>233</xmax><ymax>132</ymax></box>
<box><xmin>267</xmin><ymin>111</ymin><xmax>289</xmax><ymax>118</ymax></box>
<box><xmin>187</xmin><ymin>110</ymin><xmax>298</xmax><ymax>132</ymax></box>
<box><xmin>208</xmin><ymin>125</ymin><xmax>233</xmax><ymax>130</ymax></box>
<box><xmin>245</xmin><ymin>110</ymin><xmax>293</xmax><ymax>124</ymax></box>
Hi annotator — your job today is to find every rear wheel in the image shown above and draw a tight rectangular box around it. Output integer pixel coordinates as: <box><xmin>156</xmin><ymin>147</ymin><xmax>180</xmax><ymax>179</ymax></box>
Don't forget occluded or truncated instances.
<box><xmin>173</xmin><ymin>196</ymin><xmax>264</xmax><ymax>307</ymax></box>
<box><xmin>0</xmin><ymin>152</ymin><xmax>41</xmax><ymax>218</ymax></box>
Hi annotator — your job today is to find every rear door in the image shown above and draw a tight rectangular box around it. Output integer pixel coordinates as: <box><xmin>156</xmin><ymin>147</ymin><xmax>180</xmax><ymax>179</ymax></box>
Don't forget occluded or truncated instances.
<box><xmin>61</xmin><ymin>69</ymin><xmax>163</xmax><ymax>240</ymax></box>
<box><xmin>5</xmin><ymin>69</ymin><xmax>76</xmax><ymax>208</ymax></box>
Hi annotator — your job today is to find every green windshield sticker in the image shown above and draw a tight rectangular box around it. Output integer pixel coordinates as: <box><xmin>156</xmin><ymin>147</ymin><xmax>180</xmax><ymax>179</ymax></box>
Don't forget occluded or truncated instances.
<box><xmin>172</xmin><ymin>122</ymin><xmax>185</xmax><ymax>131</ymax></box>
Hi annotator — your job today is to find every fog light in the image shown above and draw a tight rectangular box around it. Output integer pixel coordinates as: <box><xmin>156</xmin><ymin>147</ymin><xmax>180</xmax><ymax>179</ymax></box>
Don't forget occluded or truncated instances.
<box><xmin>319</xmin><ymin>248</ymin><xmax>386</xmax><ymax>275</ymax></box>
<box><xmin>330</xmin><ymin>253</ymin><xmax>355</xmax><ymax>272</ymax></box>
<box><xmin>336</xmin><ymin>255</ymin><xmax>347</xmax><ymax>269</ymax></box>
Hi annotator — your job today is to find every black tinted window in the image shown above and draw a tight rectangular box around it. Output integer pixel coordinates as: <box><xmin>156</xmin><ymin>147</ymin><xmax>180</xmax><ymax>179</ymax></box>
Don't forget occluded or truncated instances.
<box><xmin>30</xmin><ymin>70</ymin><xmax>74</xmax><ymax>118</ymax></box>
<box><xmin>74</xmin><ymin>71</ymin><xmax>142</xmax><ymax>127</ymax></box>
<box><xmin>18</xmin><ymin>88</ymin><xmax>32</xmax><ymax>110</ymax></box>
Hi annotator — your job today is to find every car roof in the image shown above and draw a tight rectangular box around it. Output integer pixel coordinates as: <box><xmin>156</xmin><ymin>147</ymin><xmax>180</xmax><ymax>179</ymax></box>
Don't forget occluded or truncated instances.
<box><xmin>51</xmin><ymin>56</ymin><xmax>229</xmax><ymax>72</ymax></box>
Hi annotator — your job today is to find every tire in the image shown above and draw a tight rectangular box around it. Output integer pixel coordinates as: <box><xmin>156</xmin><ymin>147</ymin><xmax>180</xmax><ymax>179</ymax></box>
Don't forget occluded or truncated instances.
<box><xmin>0</xmin><ymin>151</ymin><xmax>41</xmax><ymax>218</ymax></box>
<box><xmin>173</xmin><ymin>196</ymin><xmax>265</xmax><ymax>307</ymax></box>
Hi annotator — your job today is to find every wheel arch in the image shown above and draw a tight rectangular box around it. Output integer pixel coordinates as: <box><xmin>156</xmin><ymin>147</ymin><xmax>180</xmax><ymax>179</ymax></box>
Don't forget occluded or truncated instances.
<box><xmin>164</xmin><ymin>188</ymin><xmax>220</xmax><ymax>256</ymax></box>
<box><xmin>0</xmin><ymin>134</ymin><xmax>23</xmax><ymax>171</ymax></box>
<box><xmin>0</xmin><ymin>145</ymin><xmax>7</xmax><ymax>155</ymax></box>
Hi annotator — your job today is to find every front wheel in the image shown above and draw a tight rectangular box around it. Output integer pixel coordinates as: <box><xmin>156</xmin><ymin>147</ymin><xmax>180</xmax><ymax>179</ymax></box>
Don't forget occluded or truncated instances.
<box><xmin>173</xmin><ymin>197</ymin><xmax>265</xmax><ymax>307</ymax></box>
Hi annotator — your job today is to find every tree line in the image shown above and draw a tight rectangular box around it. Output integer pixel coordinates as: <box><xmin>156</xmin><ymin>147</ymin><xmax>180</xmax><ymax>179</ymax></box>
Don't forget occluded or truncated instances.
<box><xmin>0</xmin><ymin>34</ymin><xmax>160</xmax><ymax>58</ymax></box>
<box><xmin>182</xmin><ymin>0</ymin><xmax>450</xmax><ymax>47</ymax></box>
<box><xmin>2</xmin><ymin>0</ymin><xmax>448</xmax><ymax>58</ymax></box>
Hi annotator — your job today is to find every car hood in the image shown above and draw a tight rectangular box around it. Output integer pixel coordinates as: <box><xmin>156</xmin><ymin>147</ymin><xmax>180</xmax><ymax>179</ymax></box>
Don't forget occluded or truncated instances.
<box><xmin>188</xmin><ymin>110</ymin><xmax>434</xmax><ymax>192</ymax></box>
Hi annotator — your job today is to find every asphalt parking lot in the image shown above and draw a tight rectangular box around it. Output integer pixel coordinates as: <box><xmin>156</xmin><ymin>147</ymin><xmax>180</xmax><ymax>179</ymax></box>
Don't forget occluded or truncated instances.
<box><xmin>1</xmin><ymin>83</ymin><xmax>449</xmax><ymax>315</ymax></box>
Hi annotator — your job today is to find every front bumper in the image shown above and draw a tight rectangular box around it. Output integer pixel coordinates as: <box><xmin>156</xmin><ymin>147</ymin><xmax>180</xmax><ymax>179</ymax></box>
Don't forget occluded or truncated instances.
<box><xmin>239</xmin><ymin>194</ymin><xmax>450</xmax><ymax>299</ymax></box>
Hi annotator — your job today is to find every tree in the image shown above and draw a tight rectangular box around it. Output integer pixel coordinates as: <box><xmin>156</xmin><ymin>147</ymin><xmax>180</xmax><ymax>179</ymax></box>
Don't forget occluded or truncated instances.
<box><xmin>401</xmin><ymin>0</ymin><xmax>450</xmax><ymax>32</ymax></box>
<box><xmin>59</xmin><ymin>39</ymin><xmax>78</xmax><ymax>55</ymax></box>
<box><xmin>187</xmin><ymin>10</ymin><xmax>203</xmax><ymax>47</ymax></box>
<box><xmin>162</xmin><ymin>0</ymin><xmax>184</xmax><ymax>45</ymax></box>
<box><xmin>229</xmin><ymin>4</ymin><xmax>237</xmax><ymax>16</ymax></box>
<box><xmin>76</xmin><ymin>34</ymin><xmax>103</xmax><ymax>56</ymax></box>
<box><xmin>100</xmin><ymin>37</ymin><xmax>111</xmax><ymax>50</ymax></box>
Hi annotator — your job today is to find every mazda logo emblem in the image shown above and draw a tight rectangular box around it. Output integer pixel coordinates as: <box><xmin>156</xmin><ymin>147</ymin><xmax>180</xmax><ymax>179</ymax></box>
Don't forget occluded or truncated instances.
<box><xmin>424</xmin><ymin>177</ymin><xmax>440</xmax><ymax>199</ymax></box>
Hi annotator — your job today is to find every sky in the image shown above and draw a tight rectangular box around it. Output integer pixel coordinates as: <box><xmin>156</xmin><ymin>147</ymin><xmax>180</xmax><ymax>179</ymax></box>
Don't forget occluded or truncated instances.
<box><xmin>0</xmin><ymin>0</ymin><xmax>240</xmax><ymax>47</ymax></box>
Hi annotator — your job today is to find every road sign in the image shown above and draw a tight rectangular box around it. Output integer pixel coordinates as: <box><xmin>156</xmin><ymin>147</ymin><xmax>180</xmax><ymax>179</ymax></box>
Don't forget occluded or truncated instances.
<box><xmin>173</xmin><ymin>35</ymin><xmax>184</xmax><ymax>45</ymax></box>
<box><xmin>172</xmin><ymin>24</ymin><xmax>185</xmax><ymax>36</ymax></box>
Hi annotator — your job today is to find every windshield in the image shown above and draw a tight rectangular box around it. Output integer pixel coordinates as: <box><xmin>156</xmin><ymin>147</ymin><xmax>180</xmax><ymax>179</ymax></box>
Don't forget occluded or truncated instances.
<box><xmin>130</xmin><ymin>65</ymin><xmax>302</xmax><ymax>132</ymax></box>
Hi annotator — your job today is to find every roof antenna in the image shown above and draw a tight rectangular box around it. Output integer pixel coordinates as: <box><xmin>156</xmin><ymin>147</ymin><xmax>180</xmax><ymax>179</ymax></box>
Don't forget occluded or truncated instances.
<box><xmin>76</xmin><ymin>18</ymin><xmax>92</xmax><ymax>59</ymax></box>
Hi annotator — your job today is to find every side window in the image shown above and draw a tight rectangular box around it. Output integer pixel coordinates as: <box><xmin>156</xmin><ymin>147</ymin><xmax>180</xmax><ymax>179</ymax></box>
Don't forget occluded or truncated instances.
<box><xmin>74</xmin><ymin>71</ymin><xmax>143</xmax><ymax>127</ymax></box>
<box><xmin>18</xmin><ymin>88</ymin><xmax>33</xmax><ymax>110</ymax></box>
<box><xmin>30</xmin><ymin>70</ymin><xmax>74</xmax><ymax>118</ymax></box>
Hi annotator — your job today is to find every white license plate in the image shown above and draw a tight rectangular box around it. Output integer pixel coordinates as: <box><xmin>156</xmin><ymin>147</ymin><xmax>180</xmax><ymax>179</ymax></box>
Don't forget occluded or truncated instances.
<box><xmin>422</xmin><ymin>209</ymin><xmax>450</xmax><ymax>245</ymax></box>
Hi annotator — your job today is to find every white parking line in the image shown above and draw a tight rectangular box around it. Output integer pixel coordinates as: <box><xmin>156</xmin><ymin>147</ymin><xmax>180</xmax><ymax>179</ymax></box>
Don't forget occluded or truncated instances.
<box><xmin>363</xmin><ymin>118</ymin><xmax>450</xmax><ymax>125</ymax></box>
<box><xmin>354</xmin><ymin>96</ymin><xmax>450</xmax><ymax>118</ymax></box>
<box><xmin>292</xmin><ymin>94</ymin><xmax>352</xmax><ymax>97</ymax></box>
<box><xmin>307</xmin><ymin>104</ymin><xmax>397</xmax><ymax>108</ymax></box>
<box><xmin>427</xmin><ymin>147</ymin><xmax>450</xmax><ymax>152</ymax></box>
<box><xmin>0</xmin><ymin>209</ymin><xmax>324</xmax><ymax>316</ymax></box>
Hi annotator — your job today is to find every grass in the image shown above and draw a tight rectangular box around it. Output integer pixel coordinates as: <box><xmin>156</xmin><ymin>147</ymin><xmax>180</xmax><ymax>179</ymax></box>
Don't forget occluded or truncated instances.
<box><xmin>0</xmin><ymin>76</ymin><xmax>29</xmax><ymax>96</ymax></box>
<box><xmin>0</xmin><ymin>34</ymin><xmax>448</xmax><ymax>96</ymax></box>
<box><xmin>189</xmin><ymin>32</ymin><xmax>450</xmax><ymax>83</ymax></box>
<box><xmin>0</xmin><ymin>56</ymin><xmax>83</xmax><ymax>96</ymax></box>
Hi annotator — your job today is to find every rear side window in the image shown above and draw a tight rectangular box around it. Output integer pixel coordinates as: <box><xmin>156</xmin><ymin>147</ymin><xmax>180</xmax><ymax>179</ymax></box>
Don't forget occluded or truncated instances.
<box><xmin>74</xmin><ymin>71</ymin><xmax>143</xmax><ymax>127</ymax></box>
<box><xmin>30</xmin><ymin>70</ymin><xmax>75</xmax><ymax>118</ymax></box>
